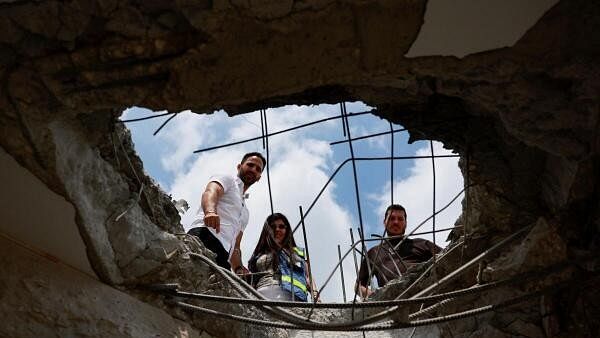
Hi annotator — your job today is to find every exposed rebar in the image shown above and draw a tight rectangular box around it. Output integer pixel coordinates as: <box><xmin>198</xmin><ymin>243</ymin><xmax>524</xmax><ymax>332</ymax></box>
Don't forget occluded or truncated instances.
<box><xmin>337</xmin><ymin>244</ymin><xmax>347</xmax><ymax>303</ymax></box>
<box><xmin>291</xmin><ymin>155</ymin><xmax>460</xmax><ymax>233</ymax></box>
<box><xmin>153</xmin><ymin>111</ymin><xmax>178</xmax><ymax>136</ymax></box>
<box><xmin>193</xmin><ymin>110</ymin><xmax>374</xmax><ymax>154</ymax></box>
<box><xmin>118</xmin><ymin>110</ymin><xmax>175</xmax><ymax>123</ymax></box>
<box><xmin>263</xmin><ymin>109</ymin><xmax>274</xmax><ymax>214</ymax></box>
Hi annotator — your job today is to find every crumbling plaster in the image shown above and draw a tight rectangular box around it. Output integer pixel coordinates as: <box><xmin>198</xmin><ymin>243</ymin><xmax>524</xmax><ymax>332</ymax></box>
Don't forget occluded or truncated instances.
<box><xmin>0</xmin><ymin>0</ymin><xmax>598</xmax><ymax>337</ymax></box>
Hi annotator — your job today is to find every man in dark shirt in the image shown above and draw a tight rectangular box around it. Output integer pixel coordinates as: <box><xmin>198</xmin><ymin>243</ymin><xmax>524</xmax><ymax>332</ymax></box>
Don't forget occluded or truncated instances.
<box><xmin>356</xmin><ymin>204</ymin><xmax>441</xmax><ymax>298</ymax></box>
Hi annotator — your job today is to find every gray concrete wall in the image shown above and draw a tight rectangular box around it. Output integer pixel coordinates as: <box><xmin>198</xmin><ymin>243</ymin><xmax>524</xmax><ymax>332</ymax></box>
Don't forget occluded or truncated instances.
<box><xmin>0</xmin><ymin>235</ymin><xmax>210</xmax><ymax>338</ymax></box>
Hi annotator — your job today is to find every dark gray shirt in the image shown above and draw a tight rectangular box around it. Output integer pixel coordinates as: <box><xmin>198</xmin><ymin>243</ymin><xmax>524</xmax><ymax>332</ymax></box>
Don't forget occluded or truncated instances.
<box><xmin>358</xmin><ymin>237</ymin><xmax>441</xmax><ymax>288</ymax></box>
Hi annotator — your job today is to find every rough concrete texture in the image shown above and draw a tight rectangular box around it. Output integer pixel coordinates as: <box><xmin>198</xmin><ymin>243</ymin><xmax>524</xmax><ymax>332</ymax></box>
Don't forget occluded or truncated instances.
<box><xmin>289</xmin><ymin>306</ymin><xmax>440</xmax><ymax>337</ymax></box>
<box><xmin>291</xmin><ymin>327</ymin><xmax>439</xmax><ymax>338</ymax></box>
<box><xmin>0</xmin><ymin>0</ymin><xmax>598</xmax><ymax>337</ymax></box>
<box><xmin>481</xmin><ymin>217</ymin><xmax>568</xmax><ymax>282</ymax></box>
<box><xmin>0</xmin><ymin>235</ymin><xmax>210</xmax><ymax>338</ymax></box>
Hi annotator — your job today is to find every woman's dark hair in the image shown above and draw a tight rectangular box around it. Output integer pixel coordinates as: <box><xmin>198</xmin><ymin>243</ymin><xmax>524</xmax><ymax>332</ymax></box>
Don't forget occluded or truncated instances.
<box><xmin>248</xmin><ymin>213</ymin><xmax>297</xmax><ymax>273</ymax></box>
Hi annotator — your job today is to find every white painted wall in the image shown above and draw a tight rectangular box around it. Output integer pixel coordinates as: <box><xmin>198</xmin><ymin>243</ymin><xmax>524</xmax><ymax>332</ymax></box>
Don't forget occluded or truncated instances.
<box><xmin>0</xmin><ymin>147</ymin><xmax>96</xmax><ymax>278</ymax></box>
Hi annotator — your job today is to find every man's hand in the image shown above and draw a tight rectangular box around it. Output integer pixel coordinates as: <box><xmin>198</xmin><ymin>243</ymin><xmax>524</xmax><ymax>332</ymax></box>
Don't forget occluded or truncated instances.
<box><xmin>311</xmin><ymin>291</ymin><xmax>322</xmax><ymax>303</ymax></box>
<box><xmin>234</xmin><ymin>265</ymin><xmax>250</xmax><ymax>275</ymax></box>
<box><xmin>356</xmin><ymin>283</ymin><xmax>373</xmax><ymax>299</ymax></box>
<box><xmin>360</xmin><ymin>285</ymin><xmax>374</xmax><ymax>299</ymax></box>
<box><xmin>203</xmin><ymin>211</ymin><xmax>220</xmax><ymax>233</ymax></box>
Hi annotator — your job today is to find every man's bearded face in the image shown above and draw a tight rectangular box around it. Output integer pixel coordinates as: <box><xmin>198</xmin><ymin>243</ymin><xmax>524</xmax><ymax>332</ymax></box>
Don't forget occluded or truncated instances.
<box><xmin>237</xmin><ymin>156</ymin><xmax>263</xmax><ymax>186</ymax></box>
<box><xmin>384</xmin><ymin>210</ymin><xmax>406</xmax><ymax>236</ymax></box>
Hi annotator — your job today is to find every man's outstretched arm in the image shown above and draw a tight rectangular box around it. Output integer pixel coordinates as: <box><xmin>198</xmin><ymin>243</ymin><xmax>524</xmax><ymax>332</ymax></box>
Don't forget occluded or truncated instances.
<box><xmin>201</xmin><ymin>181</ymin><xmax>224</xmax><ymax>233</ymax></box>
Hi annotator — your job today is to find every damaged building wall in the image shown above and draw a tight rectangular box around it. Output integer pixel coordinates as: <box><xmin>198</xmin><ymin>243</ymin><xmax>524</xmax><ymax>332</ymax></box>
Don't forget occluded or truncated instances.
<box><xmin>0</xmin><ymin>0</ymin><xmax>598</xmax><ymax>337</ymax></box>
<box><xmin>0</xmin><ymin>136</ymin><xmax>283</xmax><ymax>338</ymax></box>
<box><xmin>0</xmin><ymin>236</ymin><xmax>208</xmax><ymax>338</ymax></box>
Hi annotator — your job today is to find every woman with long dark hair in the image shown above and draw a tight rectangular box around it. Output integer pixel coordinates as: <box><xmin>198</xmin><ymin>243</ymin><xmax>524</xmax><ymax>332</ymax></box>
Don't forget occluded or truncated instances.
<box><xmin>248</xmin><ymin>213</ymin><xmax>317</xmax><ymax>301</ymax></box>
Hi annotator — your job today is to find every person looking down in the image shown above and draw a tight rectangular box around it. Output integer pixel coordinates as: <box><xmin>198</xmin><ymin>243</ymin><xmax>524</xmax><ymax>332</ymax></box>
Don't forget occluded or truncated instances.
<box><xmin>248</xmin><ymin>213</ymin><xmax>318</xmax><ymax>302</ymax></box>
<box><xmin>356</xmin><ymin>204</ymin><xmax>441</xmax><ymax>298</ymax></box>
<box><xmin>188</xmin><ymin>152</ymin><xmax>266</xmax><ymax>274</ymax></box>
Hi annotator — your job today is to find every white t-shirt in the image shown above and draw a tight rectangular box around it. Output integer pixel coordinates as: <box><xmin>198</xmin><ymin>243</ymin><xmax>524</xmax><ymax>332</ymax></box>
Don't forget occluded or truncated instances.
<box><xmin>190</xmin><ymin>174</ymin><xmax>249</xmax><ymax>253</ymax></box>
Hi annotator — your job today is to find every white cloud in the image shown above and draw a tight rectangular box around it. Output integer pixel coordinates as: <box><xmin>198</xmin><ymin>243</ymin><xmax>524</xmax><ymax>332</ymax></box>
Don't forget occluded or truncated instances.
<box><xmin>348</xmin><ymin>123</ymin><xmax>388</xmax><ymax>153</ymax></box>
<box><xmin>121</xmin><ymin>106</ymin><xmax>147</xmax><ymax>120</ymax></box>
<box><xmin>371</xmin><ymin>141</ymin><xmax>464</xmax><ymax>246</ymax></box>
<box><xmin>155</xmin><ymin>110</ymin><xmax>231</xmax><ymax>174</ymax></box>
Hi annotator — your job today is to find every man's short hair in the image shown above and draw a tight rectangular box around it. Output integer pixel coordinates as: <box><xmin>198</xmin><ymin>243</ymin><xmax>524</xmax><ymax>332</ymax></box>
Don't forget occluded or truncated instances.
<box><xmin>384</xmin><ymin>204</ymin><xmax>407</xmax><ymax>220</ymax></box>
<box><xmin>241</xmin><ymin>152</ymin><xmax>267</xmax><ymax>171</ymax></box>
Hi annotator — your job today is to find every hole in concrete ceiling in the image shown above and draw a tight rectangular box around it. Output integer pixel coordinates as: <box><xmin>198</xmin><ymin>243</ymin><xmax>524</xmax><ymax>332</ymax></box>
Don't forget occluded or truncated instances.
<box><xmin>120</xmin><ymin>103</ymin><xmax>464</xmax><ymax>301</ymax></box>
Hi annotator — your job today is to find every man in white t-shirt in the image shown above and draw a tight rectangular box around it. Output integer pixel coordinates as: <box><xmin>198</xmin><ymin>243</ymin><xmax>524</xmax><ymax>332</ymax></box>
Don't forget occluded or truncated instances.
<box><xmin>188</xmin><ymin>152</ymin><xmax>266</xmax><ymax>274</ymax></box>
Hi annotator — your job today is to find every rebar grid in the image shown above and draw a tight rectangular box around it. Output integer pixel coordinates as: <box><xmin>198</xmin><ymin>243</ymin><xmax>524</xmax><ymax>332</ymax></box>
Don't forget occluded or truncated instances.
<box><xmin>154</xmin><ymin>221</ymin><xmax>559</xmax><ymax>333</ymax></box>
<box><xmin>166</xmin><ymin>253</ymin><xmax>577</xmax><ymax>331</ymax></box>
<box><xmin>119</xmin><ymin>104</ymin><xmax>550</xmax><ymax>333</ymax></box>
<box><xmin>122</xmin><ymin>104</ymin><xmax>463</xmax><ymax>300</ymax></box>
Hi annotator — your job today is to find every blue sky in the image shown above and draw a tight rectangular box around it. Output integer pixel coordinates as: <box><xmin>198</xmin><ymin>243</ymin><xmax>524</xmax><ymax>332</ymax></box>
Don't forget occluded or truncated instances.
<box><xmin>121</xmin><ymin>102</ymin><xmax>463</xmax><ymax>301</ymax></box>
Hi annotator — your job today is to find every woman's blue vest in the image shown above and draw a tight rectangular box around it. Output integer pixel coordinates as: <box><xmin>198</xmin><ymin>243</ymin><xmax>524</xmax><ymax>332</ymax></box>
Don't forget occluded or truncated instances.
<box><xmin>278</xmin><ymin>247</ymin><xmax>308</xmax><ymax>301</ymax></box>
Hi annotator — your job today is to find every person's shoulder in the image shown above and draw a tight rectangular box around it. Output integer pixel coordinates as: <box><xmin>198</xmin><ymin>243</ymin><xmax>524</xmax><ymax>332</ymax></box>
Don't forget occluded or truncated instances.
<box><xmin>410</xmin><ymin>237</ymin><xmax>433</xmax><ymax>245</ymax></box>
<box><xmin>367</xmin><ymin>243</ymin><xmax>385</xmax><ymax>255</ymax></box>
<box><xmin>411</xmin><ymin>237</ymin><xmax>441</xmax><ymax>251</ymax></box>
<box><xmin>209</xmin><ymin>174</ymin><xmax>234</xmax><ymax>187</ymax></box>
<box><xmin>209</xmin><ymin>173</ymin><xmax>232</xmax><ymax>181</ymax></box>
